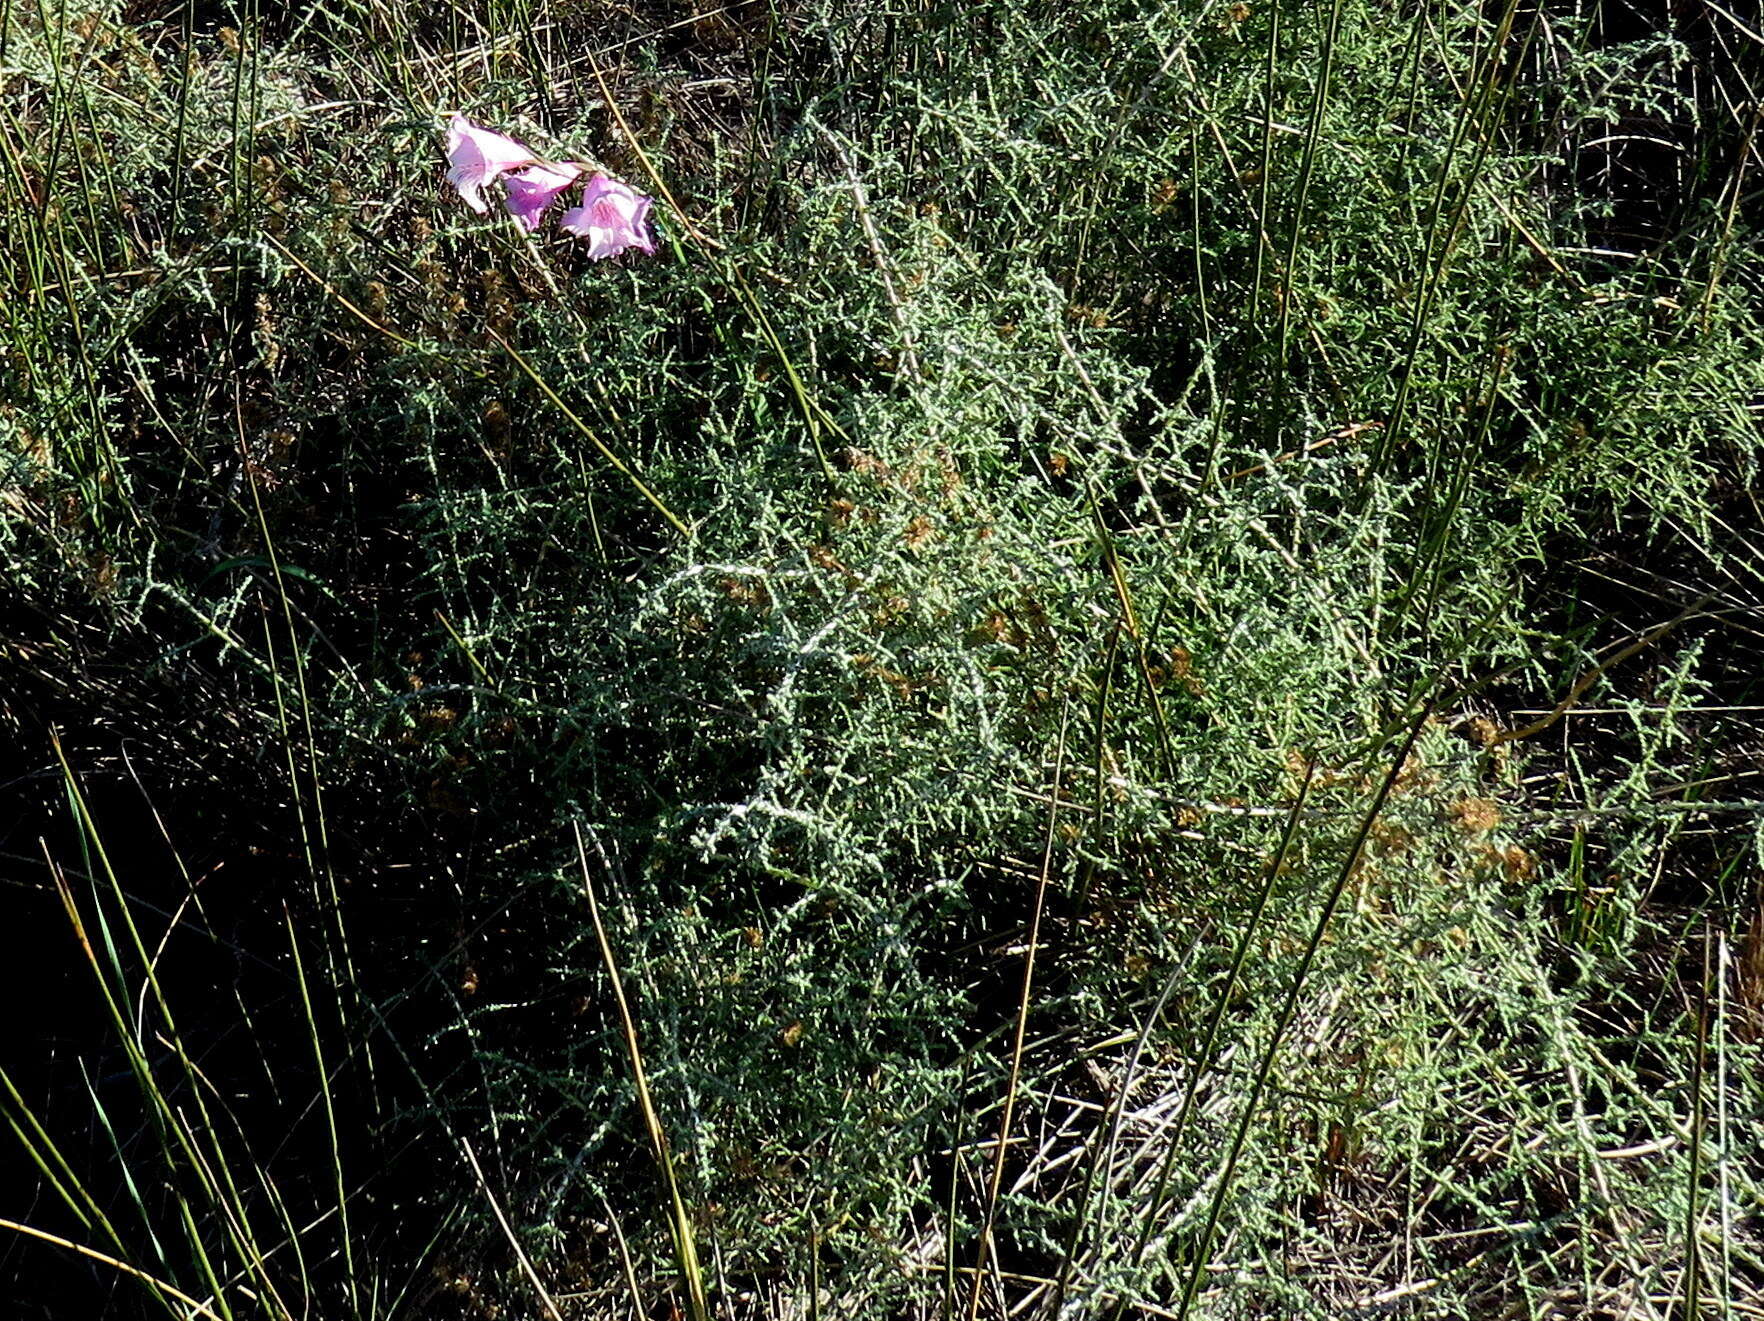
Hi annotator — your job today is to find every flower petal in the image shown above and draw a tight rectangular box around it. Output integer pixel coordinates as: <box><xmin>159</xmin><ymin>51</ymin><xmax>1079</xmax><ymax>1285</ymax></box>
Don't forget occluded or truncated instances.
<box><xmin>559</xmin><ymin>173</ymin><xmax>658</xmax><ymax>259</ymax></box>
<box><xmin>504</xmin><ymin>161</ymin><xmax>584</xmax><ymax>231</ymax></box>
<box><xmin>444</xmin><ymin>114</ymin><xmax>538</xmax><ymax>214</ymax></box>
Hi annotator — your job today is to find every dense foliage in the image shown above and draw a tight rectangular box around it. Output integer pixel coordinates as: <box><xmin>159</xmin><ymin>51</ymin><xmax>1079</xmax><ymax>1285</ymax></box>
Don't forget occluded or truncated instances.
<box><xmin>4</xmin><ymin>2</ymin><xmax>1761</xmax><ymax>1317</ymax></box>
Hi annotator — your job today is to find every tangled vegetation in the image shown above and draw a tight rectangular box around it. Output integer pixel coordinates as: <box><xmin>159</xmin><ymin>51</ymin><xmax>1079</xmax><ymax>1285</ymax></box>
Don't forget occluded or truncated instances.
<box><xmin>3</xmin><ymin>1</ymin><xmax>1762</xmax><ymax>1317</ymax></box>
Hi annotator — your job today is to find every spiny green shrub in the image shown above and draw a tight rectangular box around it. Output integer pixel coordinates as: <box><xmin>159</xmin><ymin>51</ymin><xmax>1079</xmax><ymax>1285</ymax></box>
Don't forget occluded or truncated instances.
<box><xmin>4</xmin><ymin>1</ymin><xmax>1761</xmax><ymax>1318</ymax></box>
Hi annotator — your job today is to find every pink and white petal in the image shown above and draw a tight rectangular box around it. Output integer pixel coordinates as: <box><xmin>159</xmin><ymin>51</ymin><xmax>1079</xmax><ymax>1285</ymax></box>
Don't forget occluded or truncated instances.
<box><xmin>443</xmin><ymin>114</ymin><xmax>538</xmax><ymax>213</ymax></box>
<box><xmin>447</xmin><ymin>115</ymin><xmax>539</xmax><ymax>175</ymax></box>
<box><xmin>558</xmin><ymin>205</ymin><xmax>621</xmax><ymax>259</ymax></box>
<box><xmin>504</xmin><ymin>162</ymin><xmax>583</xmax><ymax>230</ymax></box>
<box><xmin>560</xmin><ymin>173</ymin><xmax>658</xmax><ymax>259</ymax></box>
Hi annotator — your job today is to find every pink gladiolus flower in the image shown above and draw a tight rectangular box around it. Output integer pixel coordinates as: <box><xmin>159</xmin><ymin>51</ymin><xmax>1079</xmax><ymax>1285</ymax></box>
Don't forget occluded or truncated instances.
<box><xmin>445</xmin><ymin>114</ymin><xmax>538</xmax><ymax>214</ymax></box>
<box><xmin>504</xmin><ymin>161</ymin><xmax>584</xmax><ymax>231</ymax></box>
<box><xmin>559</xmin><ymin>174</ymin><xmax>657</xmax><ymax>260</ymax></box>
<box><xmin>442</xmin><ymin>116</ymin><xmax>660</xmax><ymax>259</ymax></box>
